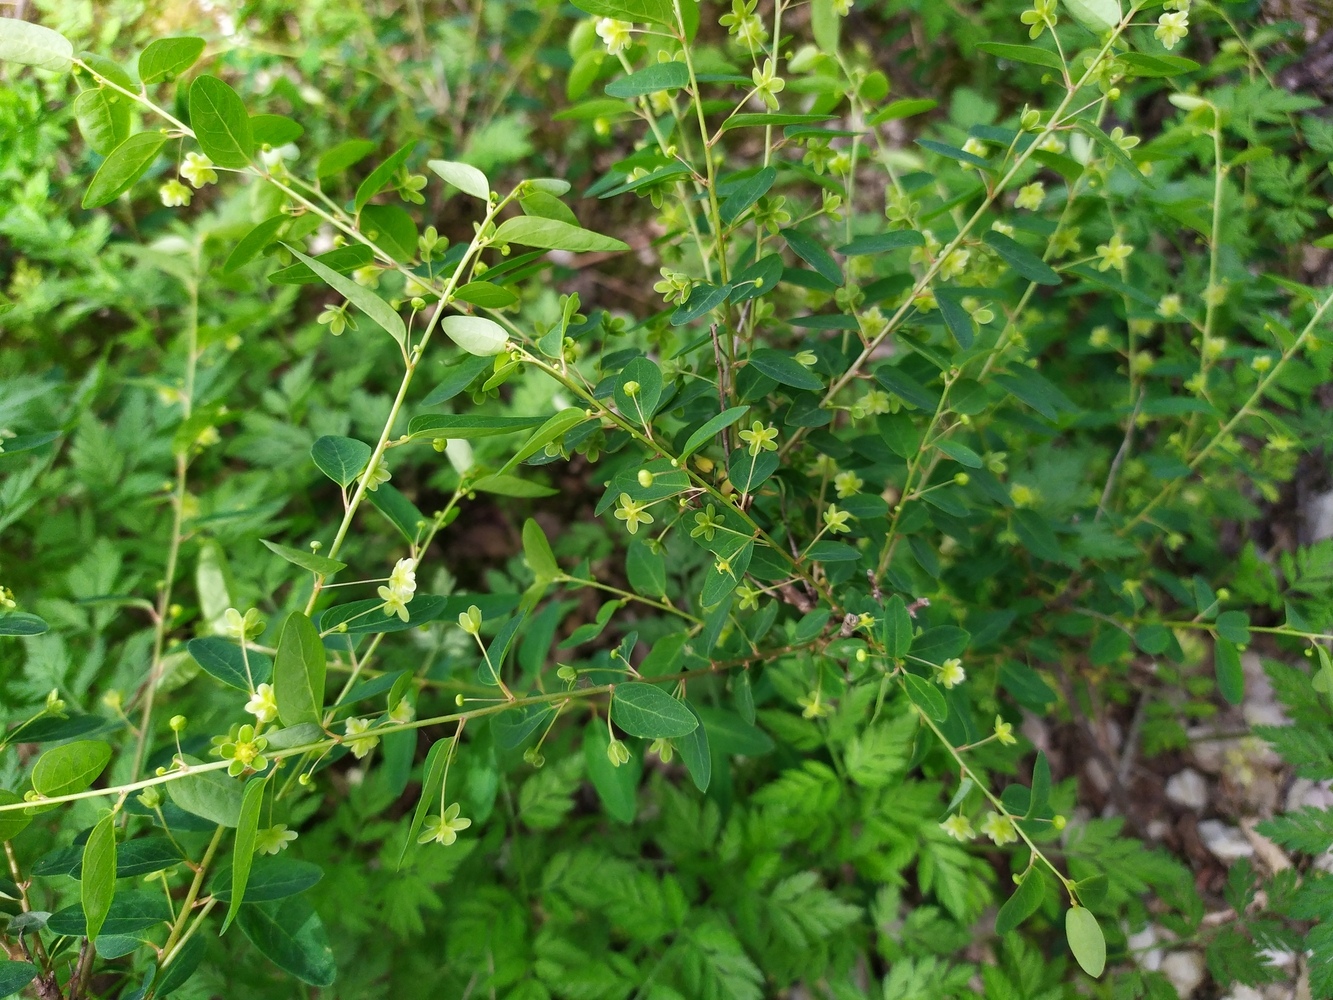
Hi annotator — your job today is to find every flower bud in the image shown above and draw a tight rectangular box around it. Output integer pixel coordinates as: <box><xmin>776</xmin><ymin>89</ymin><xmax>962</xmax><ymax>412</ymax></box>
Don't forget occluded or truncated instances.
<box><xmin>637</xmin><ymin>469</ymin><xmax>655</xmax><ymax>488</ymax></box>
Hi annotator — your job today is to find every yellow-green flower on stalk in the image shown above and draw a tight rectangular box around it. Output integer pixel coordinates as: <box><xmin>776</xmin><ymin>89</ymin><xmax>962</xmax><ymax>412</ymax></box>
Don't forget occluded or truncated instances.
<box><xmin>418</xmin><ymin>803</ymin><xmax>472</xmax><ymax>845</ymax></box>
<box><xmin>344</xmin><ymin>717</ymin><xmax>380</xmax><ymax>759</ymax></box>
<box><xmin>940</xmin><ymin>814</ymin><xmax>974</xmax><ymax>841</ymax></box>
<box><xmin>738</xmin><ymin>420</ymin><xmax>779</xmax><ymax>457</ymax></box>
<box><xmin>614</xmin><ymin>493</ymin><xmax>654</xmax><ymax>535</ymax></box>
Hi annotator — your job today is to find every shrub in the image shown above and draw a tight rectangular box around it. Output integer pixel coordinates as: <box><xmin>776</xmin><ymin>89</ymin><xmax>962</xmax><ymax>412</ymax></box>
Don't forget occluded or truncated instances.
<box><xmin>1</xmin><ymin>0</ymin><xmax>1332</xmax><ymax>998</ymax></box>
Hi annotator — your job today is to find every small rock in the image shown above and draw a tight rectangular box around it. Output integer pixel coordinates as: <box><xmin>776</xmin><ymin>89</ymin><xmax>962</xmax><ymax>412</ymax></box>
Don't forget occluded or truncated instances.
<box><xmin>1198</xmin><ymin>819</ymin><xmax>1256</xmax><ymax>863</ymax></box>
<box><xmin>1166</xmin><ymin>769</ymin><xmax>1209</xmax><ymax>811</ymax></box>
<box><xmin>1222</xmin><ymin>987</ymin><xmax>1265</xmax><ymax>1000</ymax></box>
<box><xmin>1148</xmin><ymin>819</ymin><xmax>1171</xmax><ymax>841</ymax></box>
<box><xmin>1127</xmin><ymin>925</ymin><xmax>1162</xmax><ymax>972</ymax></box>
<box><xmin>1286</xmin><ymin>778</ymin><xmax>1333</xmax><ymax>813</ymax></box>
<box><xmin>1161</xmin><ymin>951</ymin><xmax>1206</xmax><ymax>998</ymax></box>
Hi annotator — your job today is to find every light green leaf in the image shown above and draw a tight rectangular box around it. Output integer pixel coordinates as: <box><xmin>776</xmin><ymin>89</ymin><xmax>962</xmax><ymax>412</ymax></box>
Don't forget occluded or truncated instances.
<box><xmin>498</xmin><ymin>408</ymin><xmax>588</xmax><ymax>476</ymax></box>
<box><xmin>626</xmin><ymin>539</ymin><xmax>666</xmax><ymax>598</ymax></box>
<box><xmin>32</xmin><ymin>740</ymin><xmax>112</xmax><ymax>798</ymax></box>
<box><xmin>0</xmin><ymin>17</ymin><xmax>73</xmax><ymax>72</ymax></box>
<box><xmin>611</xmin><ymin>683</ymin><xmax>699</xmax><ymax>739</ymax></box>
<box><xmin>187</xmin><ymin>637</ymin><xmax>272</xmax><ymax>691</ymax></box>
<box><xmin>1066</xmin><ymin>906</ymin><xmax>1106</xmax><ymax>977</ymax></box>
<box><xmin>285</xmin><ymin>246</ymin><xmax>406</xmax><ymax>348</ymax></box>
<box><xmin>0</xmin><ymin>790</ymin><xmax>32</xmax><ymax>840</ymax></box>
<box><xmin>492</xmin><ymin>216</ymin><xmax>628</xmax><ymax>254</ymax></box>
<box><xmin>188</xmin><ymin>75</ymin><xmax>253</xmax><ymax>168</ymax></box>
<box><xmin>81</xmin><ymin>811</ymin><xmax>117</xmax><ymax>942</ymax></box>
<box><xmin>138</xmin><ymin>37</ymin><xmax>205</xmax><ymax>84</ymax></box>
<box><xmin>439</xmin><ymin>314</ymin><xmax>509</xmax><ymax>356</ymax></box>
<box><xmin>614</xmin><ymin>356</ymin><xmax>663</xmax><ymax>421</ymax></box>
<box><xmin>810</xmin><ymin>0</ymin><xmax>840</xmax><ymax>53</ymax></box>
<box><xmin>605</xmin><ymin>62</ymin><xmax>691</xmax><ymax>98</ymax></box>
<box><xmin>82</xmin><ymin>132</ymin><xmax>167</xmax><ymax>208</ymax></box>
<box><xmin>470</xmin><ymin>474</ymin><xmax>558</xmax><ymax>498</ymax></box>
<box><xmin>168</xmin><ymin>756</ymin><xmax>244</xmax><ymax>826</ymax></box>
<box><xmin>260</xmin><ymin>539</ymin><xmax>346</xmax><ymax>576</ymax></box>
<box><xmin>399</xmin><ymin>736</ymin><xmax>452</xmax><ymax>867</ymax></box>
<box><xmin>426</xmin><ymin>159</ymin><xmax>489</xmax><ymax>200</ymax></box>
<box><xmin>568</xmin><ymin>0</ymin><xmax>675</xmax><ymax>27</ymax></box>
<box><xmin>452</xmin><ymin>281</ymin><xmax>518</xmax><ymax>308</ymax></box>
<box><xmin>407</xmin><ymin>414</ymin><xmax>543</xmax><ymax>440</ymax></box>
<box><xmin>983</xmin><ymin>231</ymin><xmax>1061</xmax><ymax>286</ymax></box>
<box><xmin>74</xmin><ymin>87</ymin><xmax>131</xmax><ymax>155</ymax></box>
<box><xmin>317</xmin><ymin>139</ymin><xmax>376</xmax><ymax>178</ymax></box>
<box><xmin>273</xmin><ymin>611</ymin><xmax>325</xmax><ymax>728</ymax></box>
<box><xmin>976</xmin><ymin>41</ymin><xmax>1064</xmax><ymax>71</ymax></box>
<box><xmin>354</xmin><ymin>143</ymin><xmax>413</xmax><ymax>213</ymax></box>
<box><xmin>310</xmin><ymin>435</ymin><xmax>372</xmax><ymax>488</ymax></box>
<box><xmin>1061</xmin><ymin>0</ymin><xmax>1121</xmax><ymax>35</ymax></box>
<box><xmin>902</xmin><ymin>673</ymin><xmax>947</xmax><ymax>722</ymax></box>
<box><xmin>676</xmin><ymin>701</ymin><xmax>711</xmax><ymax>792</ymax></box>
<box><xmin>223</xmin><ymin>775</ymin><xmax>267</xmax><ymax>933</ymax></box>
<box><xmin>523</xmin><ymin>519</ymin><xmax>560</xmax><ymax>583</ymax></box>
<box><xmin>883</xmin><ymin>595</ymin><xmax>913</xmax><ymax>659</ymax></box>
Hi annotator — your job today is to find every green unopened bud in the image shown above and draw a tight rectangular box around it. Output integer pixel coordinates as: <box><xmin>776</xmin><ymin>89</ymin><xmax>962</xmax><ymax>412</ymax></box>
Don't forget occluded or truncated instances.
<box><xmin>523</xmin><ymin>746</ymin><xmax>546</xmax><ymax>767</ymax></box>
<box><xmin>455</xmin><ymin>694</ymin><xmax>466</xmax><ymax>707</ymax></box>
<box><xmin>954</xmin><ymin>472</ymin><xmax>970</xmax><ymax>486</ymax></box>
<box><xmin>1052</xmin><ymin>814</ymin><xmax>1067</xmax><ymax>831</ymax></box>
<box><xmin>557</xmin><ymin>665</ymin><xmax>578</xmax><ymax>682</ymax></box>
<box><xmin>637</xmin><ymin>469</ymin><xmax>655</xmax><ymax>488</ymax></box>
<box><xmin>622</xmin><ymin>380</ymin><xmax>640</xmax><ymax>397</ymax></box>
<box><xmin>169</xmin><ymin>715</ymin><xmax>187</xmax><ymax>732</ymax></box>
<box><xmin>411</xmin><ymin>297</ymin><xmax>426</xmax><ymax>311</ymax></box>
<box><xmin>137</xmin><ymin>787</ymin><xmax>161</xmax><ymax>809</ymax></box>
<box><xmin>606</xmin><ymin>738</ymin><xmax>631</xmax><ymax>767</ymax></box>
<box><xmin>458</xmin><ymin>605</ymin><xmax>483</xmax><ymax>635</ymax></box>
<box><xmin>433</xmin><ymin>437</ymin><xmax>448</xmax><ymax>453</ymax></box>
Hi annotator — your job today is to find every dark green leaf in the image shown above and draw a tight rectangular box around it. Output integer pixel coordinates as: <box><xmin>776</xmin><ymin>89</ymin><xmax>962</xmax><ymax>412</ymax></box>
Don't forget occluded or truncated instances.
<box><xmin>260</xmin><ymin>539</ymin><xmax>346</xmax><ymax>576</ymax></box>
<box><xmin>189</xmin><ymin>75</ymin><xmax>253</xmax><ymax>168</ymax></box>
<box><xmin>782</xmin><ymin>229</ymin><xmax>842</xmax><ymax>284</ymax></box>
<box><xmin>1215</xmin><ymin>637</ymin><xmax>1244</xmax><ymax>705</ymax></box>
<box><xmin>983</xmin><ymin>231</ymin><xmax>1061</xmax><ymax>285</ymax></box>
<box><xmin>237</xmin><ymin>896</ymin><xmax>336</xmax><ymax>987</ymax></box>
<box><xmin>354</xmin><ymin>143</ymin><xmax>412</xmax><ymax>213</ymax></box>
<box><xmin>748</xmin><ymin>349</ymin><xmax>823</xmax><ymax>390</ymax></box>
<box><xmin>310</xmin><ymin>435</ymin><xmax>371</xmax><ymax>488</ymax></box>
<box><xmin>996</xmin><ymin>869</ymin><xmax>1045</xmax><ymax>935</ymax></box>
<box><xmin>317</xmin><ymin>139</ymin><xmax>375</xmax><ymax>179</ymax></box>
<box><xmin>168</xmin><ymin>756</ymin><xmax>244</xmax><ymax>827</ymax></box>
<box><xmin>611</xmin><ymin>683</ymin><xmax>699</xmax><ymax>739</ymax></box>
<box><xmin>0</xmin><ymin>612</ymin><xmax>48</xmax><ymax>636</ymax></box>
<box><xmin>680</xmin><ymin>405</ymin><xmax>748</xmax><ymax>460</ymax></box>
<box><xmin>976</xmin><ymin>41</ymin><xmax>1063</xmax><ymax>71</ymax></box>
<box><xmin>286</xmin><ymin>246</ymin><xmax>407</xmax><ymax>347</ymax></box>
<box><xmin>584</xmin><ymin>719</ymin><xmax>639</xmax><ymax>824</ymax></box>
<box><xmin>223</xmin><ymin>775</ymin><xmax>267</xmax><ymax>932</ymax></box>
<box><xmin>0</xmin><ymin>961</ymin><xmax>38</xmax><ymax>997</ymax></box>
<box><xmin>836</xmin><ymin>230</ymin><xmax>925</xmax><ymax>255</ymax></box>
<box><xmin>903</xmin><ymin>673</ymin><xmax>947</xmax><ymax>721</ymax></box>
<box><xmin>81</xmin><ymin>811</ymin><xmax>117</xmax><ymax>942</ymax></box>
<box><xmin>187</xmin><ymin>637</ymin><xmax>272</xmax><ymax>691</ymax></box>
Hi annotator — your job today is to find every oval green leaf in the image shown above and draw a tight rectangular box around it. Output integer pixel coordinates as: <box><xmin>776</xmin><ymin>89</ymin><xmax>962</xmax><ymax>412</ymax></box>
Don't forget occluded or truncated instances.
<box><xmin>1066</xmin><ymin>905</ymin><xmax>1106</xmax><ymax>977</ymax></box>
<box><xmin>610</xmin><ymin>683</ymin><xmax>699</xmax><ymax>739</ymax></box>
<box><xmin>32</xmin><ymin>740</ymin><xmax>113</xmax><ymax>798</ymax></box>
<box><xmin>189</xmin><ymin>75</ymin><xmax>253</xmax><ymax>168</ymax></box>
<box><xmin>82</xmin><ymin>132</ymin><xmax>167</xmax><ymax>208</ymax></box>
<box><xmin>273</xmin><ymin>611</ymin><xmax>325</xmax><ymax>728</ymax></box>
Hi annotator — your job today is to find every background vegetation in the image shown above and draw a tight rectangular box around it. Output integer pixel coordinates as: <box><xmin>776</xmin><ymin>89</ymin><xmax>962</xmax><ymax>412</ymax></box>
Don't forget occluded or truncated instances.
<box><xmin>2</xmin><ymin>0</ymin><xmax>1333</xmax><ymax>998</ymax></box>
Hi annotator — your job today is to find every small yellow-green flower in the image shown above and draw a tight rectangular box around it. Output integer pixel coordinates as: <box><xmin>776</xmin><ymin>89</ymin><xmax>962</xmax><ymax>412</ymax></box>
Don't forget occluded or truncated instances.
<box><xmin>595</xmin><ymin>17</ymin><xmax>633</xmax><ymax>54</ymax></box>
<box><xmin>365</xmin><ymin>459</ymin><xmax>391</xmax><ymax>491</ymax></box>
<box><xmin>159</xmin><ymin>179</ymin><xmax>191</xmax><ymax>207</ymax></box>
<box><xmin>980</xmin><ymin>811</ymin><xmax>1018</xmax><ymax>845</ymax></box>
<box><xmin>344</xmin><ymin>717</ymin><xmax>380</xmax><ymax>760</ymax></box>
<box><xmin>823</xmin><ymin>504</ymin><xmax>852</xmax><ymax>534</ymax></box>
<box><xmin>180</xmin><ymin>151</ymin><xmax>218</xmax><ymax>189</ymax></box>
<box><xmin>691</xmin><ymin>504</ymin><xmax>724</xmax><ymax>541</ymax></box>
<box><xmin>738</xmin><ymin>420</ymin><xmax>779</xmax><ymax>457</ymax></box>
<box><xmin>940</xmin><ymin>814</ymin><xmax>974</xmax><ymax>841</ymax></box>
<box><xmin>1015</xmin><ymin>181</ymin><xmax>1045</xmax><ymax>211</ymax></box>
<box><xmin>606</xmin><ymin>738</ymin><xmax>631</xmax><ymax>767</ymax></box>
<box><xmin>1155</xmin><ymin>10</ymin><xmax>1189</xmax><ymax>50</ymax></box>
<box><xmin>938</xmin><ymin>658</ymin><xmax>966</xmax><ymax>689</ymax></box>
<box><xmin>458</xmin><ymin>604</ymin><xmax>483</xmax><ymax>635</ymax></box>
<box><xmin>217</xmin><ymin>724</ymin><xmax>269</xmax><ymax>777</ymax></box>
<box><xmin>614</xmin><ymin>493</ymin><xmax>654</xmax><ymax>534</ymax></box>
<box><xmin>255</xmin><ymin>824</ymin><xmax>298</xmax><ymax>855</ymax></box>
<box><xmin>418</xmin><ymin>802</ymin><xmax>472</xmax><ymax>845</ymax></box>
<box><xmin>1096</xmin><ymin>233</ymin><xmax>1134</xmax><ymax>273</ymax></box>
<box><xmin>833</xmin><ymin>471</ymin><xmax>863</xmax><ymax>498</ymax></box>
<box><xmin>994</xmin><ymin>715</ymin><xmax>1017</xmax><ymax>746</ymax></box>
<box><xmin>245</xmin><ymin>682</ymin><xmax>279</xmax><ymax>725</ymax></box>
<box><xmin>797</xmin><ymin>691</ymin><xmax>829</xmax><ymax>719</ymax></box>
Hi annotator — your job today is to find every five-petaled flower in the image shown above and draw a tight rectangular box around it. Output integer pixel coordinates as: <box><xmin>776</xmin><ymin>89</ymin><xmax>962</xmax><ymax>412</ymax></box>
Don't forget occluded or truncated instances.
<box><xmin>834</xmin><ymin>471</ymin><xmax>863</xmax><ymax>498</ymax></box>
<box><xmin>981</xmin><ymin>811</ymin><xmax>1018</xmax><ymax>845</ymax></box>
<box><xmin>691</xmin><ymin>504</ymin><xmax>724</xmax><ymax>541</ymax></box>
<box><xmin>245</xmin><ymin>683</ymin><xmax>279</xmax><ymax>725</ymax></box>
<box><xmin>255</xmin><ymin>824</ymin><xmax>298</xmax><ymax>855</ymax></box>
<box><xmin>218</xmin><ymin>724</ymin><xmax>269</xmax><ymax>777</ymax></box>
<box><xmin>595</xmin><ymin>17</ymin><xmax>633</xmax><ymax>54</ymax></box>
<box><xmin>938</xmin><ymin>658</ymin><xmax>966</xmax><ymax>689</ymax></box>
<box><xmin>615</xmin><ymin>493</ymin><xmax>654</xmax><ymax>534</ymax></box>
<box><xmin>180</xmin><ymin>152</ymin><xmax>218</xmax><ymax>189</ymax></box>
<box><xmin>1155</xmin><ymin>11</ymin><xmax>1189</xmax><ymax>50</ymax></box>
<box><xmin>941</xmin><ymin>814</ymin><xmax>974</xmax><ymax>841</ymax></box>
<box><xmin>738</xmin><ymin>420</ymin><xmax>779</xmax><ymax>457</ymax></box>
<box><xmin>823</xmin><ymin>505</ymin><xmax>852</xmax><ymax>534</ymax></box>
<box><xmin>378</xmin><ymin>556</ymin><xmax>418</xmax><ymax>621</ymax></box>
<box><xmin>418</xmin><ymin>802</ymin><xmax>472</xmax><ymax>845</ymax></box>
<box><xmin>797</xmin><ymin>691</ymin><xmax>829</xmax><ymax>719</ymax></box>
<box><xmin>994</xmin><ymin>715</ymin><xmax>1017</xmax><ymax>746</ymax></box>
<box><xmin>1015</xmin><ymin>181</ymin><xmax>1045</xmax><ymax>211</ymax></box>
<box><xmin>344</xmin><ymin>717</ymin><xmax>380</xmax><ymax>759</ymax></box>
<box><xmin>1096</xmin><ymin>233</ymin><xmax>1134</xmax><ymax>273</ymax></box>
<box><xmin>159</xmin><ymin>179</ymin><xmax>191</xmax><ymax>207</ymax></box>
